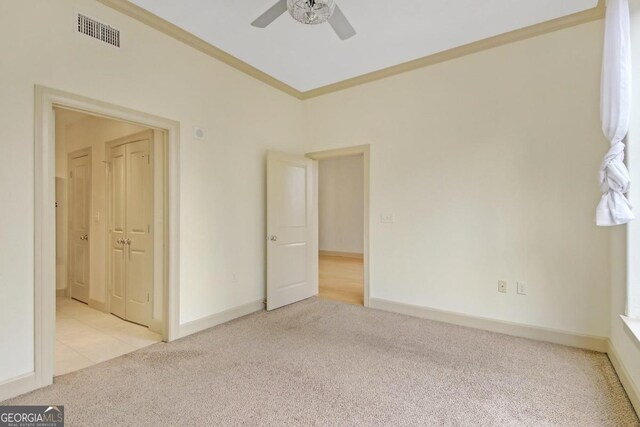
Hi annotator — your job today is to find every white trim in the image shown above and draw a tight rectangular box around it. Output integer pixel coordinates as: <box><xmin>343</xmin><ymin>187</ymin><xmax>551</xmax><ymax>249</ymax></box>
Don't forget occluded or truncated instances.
<box><xmin>0</xmin><ymin>373</ymin><xmax>37</xmax><ymax>402</ymax></box>
<box><xmin>306</xmin><ymin>145</ymin><xmax>370</xmax><ymax>307</ymax></box>
<box><xmin>608</xmin><ymin>339</ymin><xmax>640</xmax><ymax>416</ymax></box>
<box><xmin>621</xmin><ymin>315</ymin><xmax>640</xmax><ymax>349</ymax></box>
<box><xmin>88</xmin><ymin>298</ymin><xmax>107</xmax><ymax>313</ymax></box>
<box><xmin>148</xmin><ymin>318</ymin><xmax>164</xmax><ymax>335</ymax></box>
<box><xmin>29</xmin><ymin>85</ymin><xmax>181</xmax><ymax>401</ymax></box>
<box><xmin>312</xmin><ymin>160</ymin><xmax>319</xmax><ymax>297</ymax></box>
<box><xmin>319</xmin><ymin>250</ymin><xmax>364</xmax><ymax>259</ymax></box>
<box><xmin>369</xmin><ymin>298</ymin><xmax>608</xmax><ymax>352</ymax></box>
<box><xmin>178</xmin><ymin>300</ymin><xmax>264</xmax><ymax>338</ymax></box>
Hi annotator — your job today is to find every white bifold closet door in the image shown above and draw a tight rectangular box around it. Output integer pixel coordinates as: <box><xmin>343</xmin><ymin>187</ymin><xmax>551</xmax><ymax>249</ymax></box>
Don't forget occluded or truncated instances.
<box><xmin>109</xmin><ymin>136</ymin><xmax>153</xmax><ymax>326</ymax></box>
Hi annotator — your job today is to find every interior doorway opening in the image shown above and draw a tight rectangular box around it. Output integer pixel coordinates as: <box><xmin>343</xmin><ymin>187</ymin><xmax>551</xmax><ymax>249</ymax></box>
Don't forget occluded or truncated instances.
<box><xmin>307</xmin><ymin>145</ymin><xmax>370</xmax><ymax>307</ymax></box>
<box><xmin>264</xmin><ymin>146</ymin><xmax>369</xmax><ymax>311</ymax></box>
<box><xmin>317</xmin><ymin>154</ymin><xmax>365</xmax><ymax>305</ymax></box>
<box><xmin>54</xmin><ymin>107</ymin><xmax>164</xmax><ymax>375</ymax></box>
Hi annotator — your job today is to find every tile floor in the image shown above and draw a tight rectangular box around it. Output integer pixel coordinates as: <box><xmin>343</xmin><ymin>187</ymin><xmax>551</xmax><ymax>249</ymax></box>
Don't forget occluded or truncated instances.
<box><xmin>56</xmin><ymin>297</ymin><xmax>162</xmax><ymax>376</ymax></box>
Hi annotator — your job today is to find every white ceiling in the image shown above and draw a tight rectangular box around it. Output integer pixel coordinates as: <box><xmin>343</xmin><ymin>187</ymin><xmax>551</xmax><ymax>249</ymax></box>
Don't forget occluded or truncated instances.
<box><xmin>128</xmin><ymin>0</ymin><xmax>598</xmax><ymax>92</ymax></box>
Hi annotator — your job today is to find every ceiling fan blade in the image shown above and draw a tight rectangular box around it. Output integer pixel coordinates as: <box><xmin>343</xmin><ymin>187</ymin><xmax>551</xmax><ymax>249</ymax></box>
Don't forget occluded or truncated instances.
<box><xmin>251</xmin><ymin>0</ymin><xmax>288</xmax><ymax>28</ymax></box>
<box><xmin>328</xmin><ymin>4</ymin><xmax>356</xmax><ymax>40</ymax></box>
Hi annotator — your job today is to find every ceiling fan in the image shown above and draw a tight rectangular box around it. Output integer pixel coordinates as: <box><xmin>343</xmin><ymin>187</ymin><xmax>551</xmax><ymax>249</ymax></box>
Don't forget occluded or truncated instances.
<box><xmin>251</xmin><ymin>0</ymin><xmax>356</xmax><ymax>41</ymax></box>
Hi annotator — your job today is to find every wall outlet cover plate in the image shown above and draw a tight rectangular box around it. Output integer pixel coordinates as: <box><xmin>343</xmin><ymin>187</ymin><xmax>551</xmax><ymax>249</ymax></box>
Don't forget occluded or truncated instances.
<box><xmin>498</xmin><ymin>280</ymin><xmax>507</xmax><ymax>293</ymax></box>
<box><xmin>517</xmin><ymin>281</ymin><xmax>527</xmax><ymax>295</ymax></box>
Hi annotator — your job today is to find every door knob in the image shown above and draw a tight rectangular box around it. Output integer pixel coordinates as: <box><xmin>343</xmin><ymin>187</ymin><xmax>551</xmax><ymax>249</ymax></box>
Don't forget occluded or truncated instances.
<box><xmin>116</xmin><ymin>238</ymin><xmax>124</xmax><ymax>244</ymax></box>
<box><xmin>125</xmin><ymin>238</ymin><xmax>131</xmax><ymax>245</ymax></box>
<box><xmin>269</xmin><ymin>235</ymin><xmax>277</xmax><ymax>241</ymax></box>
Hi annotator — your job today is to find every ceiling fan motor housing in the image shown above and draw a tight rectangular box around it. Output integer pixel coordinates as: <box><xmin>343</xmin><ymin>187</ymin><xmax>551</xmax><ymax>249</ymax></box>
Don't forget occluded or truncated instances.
<box><xmin>287</xmin><ymin>0</ymin><xmax>336</xmax><ymax>24</ymax></box>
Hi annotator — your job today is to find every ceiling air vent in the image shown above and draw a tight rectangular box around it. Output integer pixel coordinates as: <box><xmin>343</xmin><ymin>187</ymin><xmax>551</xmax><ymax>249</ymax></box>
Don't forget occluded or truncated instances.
<box><xmin>77</xmin><ymin>13</ymin><xmax>120</xmax><ymax>48</ymax></box>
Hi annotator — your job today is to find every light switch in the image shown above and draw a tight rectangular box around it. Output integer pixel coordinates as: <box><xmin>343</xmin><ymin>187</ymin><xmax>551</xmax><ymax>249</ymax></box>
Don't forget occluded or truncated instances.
<box><xmin>380</xmin><ymin>213</ymin><xmax>395</xmax><ymax>223</ymax></box>
<box><xmin>517</xmin><ymin>281</ymin><xmax>527</xmax><ymax>295</ymax></box>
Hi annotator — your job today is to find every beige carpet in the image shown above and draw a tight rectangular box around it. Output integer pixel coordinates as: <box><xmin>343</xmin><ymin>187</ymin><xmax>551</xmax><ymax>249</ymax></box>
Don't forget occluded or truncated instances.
<box><xmin>3</xmin><ymin>299</ymin><xmax>639</xmax><ymax>426</ymax></box>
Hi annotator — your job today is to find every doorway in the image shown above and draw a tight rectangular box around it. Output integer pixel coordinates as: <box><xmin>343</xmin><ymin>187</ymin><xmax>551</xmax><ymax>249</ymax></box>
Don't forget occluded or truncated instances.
<box><xmin>265</xmin><ymin>146</ymin><xmax>369</xmax><ymax>311</ymax></box>
<box><xmin>34</xmin><ymin>86</ymin><xmax>180</xmax><ymax>391</ymax></box>
<box><xmin>54</xmin><ymin>108</ymin><xmax>165</xmax><ymax>375</ymax></box>
<box><xmin>315</xmin><ymin>151</ymin><xmax>366</xmax><ymax>306</ymax></box>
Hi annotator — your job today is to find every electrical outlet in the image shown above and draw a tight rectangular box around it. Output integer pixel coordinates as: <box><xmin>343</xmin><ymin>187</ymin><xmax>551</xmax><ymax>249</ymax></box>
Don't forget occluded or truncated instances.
<box><xmin>498</xmin><ymin>280</ymin><xmax>507</xmax><ymax>293</ymax></box>
<box><xmin>517</xmin><ymin>281</ymin><xmax>527</xmax><ymax>295</ymax></box>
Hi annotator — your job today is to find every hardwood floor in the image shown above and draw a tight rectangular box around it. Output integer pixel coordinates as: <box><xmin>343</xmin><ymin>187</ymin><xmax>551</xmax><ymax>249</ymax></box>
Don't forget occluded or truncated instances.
<box><xmin>318</xmin><ymin>255</ymin><xmax>364</xmax><ymax>305</ymax></box>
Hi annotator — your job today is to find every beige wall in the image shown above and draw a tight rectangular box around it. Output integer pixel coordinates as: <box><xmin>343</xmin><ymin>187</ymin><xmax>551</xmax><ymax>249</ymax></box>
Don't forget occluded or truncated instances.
<box><xmin>0</xmin><ymin>0</ymin><xmax>304</xmax><ymax>383</ymax></box>
<box><xmin>318</xmin><ymin>155</ymin><xmax>364</xmax><ymax>254</ymax></box>
<box><xmin>2</xmin><ymin>0</ymin><xmax>638</xmax><ymax>404</ymax></box>
<box><xmin>54</xmin><ymin>109</ymin><xmax>147</xmax><ymax>301</ymax></box>
<box><xmin>304</xmin><ymin>20</ymin><xmax>610</xmax><ymax>338</ymax></box>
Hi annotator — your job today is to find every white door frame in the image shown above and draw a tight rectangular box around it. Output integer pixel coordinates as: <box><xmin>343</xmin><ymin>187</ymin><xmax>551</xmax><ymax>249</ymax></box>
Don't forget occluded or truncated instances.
<box><xmin>306</xmin><ymin>145</ymin><xmax>370</xmax><ymax>307</ymax></box>
<box><xmin>34</xmin><ymin>86</ymin><xmax>180</xmax><ymax>391</ymax></box>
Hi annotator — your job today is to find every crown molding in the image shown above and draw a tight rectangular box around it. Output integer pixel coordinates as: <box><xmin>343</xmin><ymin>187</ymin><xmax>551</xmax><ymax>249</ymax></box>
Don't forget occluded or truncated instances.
<box><xmin>98</xmin><ymin>0</ymin><xmax>605</xmax><ymax>101</ymax></box>
<box><xmin>96</xmin><ymin>0</ymin><xmax>305</xmax><ymax>100</ymax></box>
<box><xmin>301</xmin><ymin>0</ymin><xmax>605</xmax><ymax>99</ymax></box>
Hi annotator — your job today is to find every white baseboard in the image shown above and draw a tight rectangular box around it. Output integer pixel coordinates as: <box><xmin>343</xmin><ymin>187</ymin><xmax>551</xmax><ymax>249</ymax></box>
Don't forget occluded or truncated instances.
<box><xmin>319</xmin><ymin>250</ymin><xmax>364</xmax><ymax>259</ymax></box>
<box><xmin>88</xmin><ymin>298</ymin><xmax>106</xmax><ymax>313</ymax></box>
<box><xmin>179</xmin><ymin>299</ymin><xmax>264</xmax><ymax>338</ymax></box>
<box><xmin>607</xmin><ymin>340</ymin><xmax>640</xmax><ymax>416</ymax></box>
<box><xmin>148</xmin><ymin>318</ymin><xmax>164</xmax><ymax>337</ymax></box>
<box><xmin>369</xmin><ymin>298</ymin><xmax>608</xmax><ymax>352</ymax></box>
<box><xmin>2</xmin><ymin>300</ymin><xmax>262</xmax><ymax>401</ymax></box>
<box><xmin>3</xmin><ymin>298</ymin><xmax>636</xmax><ymax>417</ymax></box>
<box><xmin>0</xmin><ymin>372</ymin><xmax>36</xmax><ymax>403</ymax></box>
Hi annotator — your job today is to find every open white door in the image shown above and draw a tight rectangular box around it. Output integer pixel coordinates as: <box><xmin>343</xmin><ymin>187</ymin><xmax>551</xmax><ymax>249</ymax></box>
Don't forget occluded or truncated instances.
<box><xmin>266</xmin><ymin>151</ymin><xmax>317</xmax><ymax>311</ymax></box>
<box><xmin>68</xmin><ymin>151</ymin><xmax>91</xmax><ymax>304</ymax></box>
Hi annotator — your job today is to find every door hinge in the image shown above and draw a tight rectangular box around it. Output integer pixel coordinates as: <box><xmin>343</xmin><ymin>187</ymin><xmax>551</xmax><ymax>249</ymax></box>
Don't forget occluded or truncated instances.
<box><xmin>147</xmin><ymin>293</ymin><xmax>150</xmax><ymax>302</ymax></box>
<box><xmin>69</xmin><ymin>171</ymin><xmax>73</xmax><ymax>178</ymax></box>
<box><xmin>148</xmin><ymin>224</ymin><xmax>150</xmax><ymax>233</ymax></box>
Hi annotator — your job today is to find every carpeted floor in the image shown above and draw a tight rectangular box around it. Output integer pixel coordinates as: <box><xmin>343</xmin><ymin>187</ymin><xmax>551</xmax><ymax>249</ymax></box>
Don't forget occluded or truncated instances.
<box><xmin>3</xmin><ymin>298</ymin><xmax>639</xmax><ymax>426</ymax></box>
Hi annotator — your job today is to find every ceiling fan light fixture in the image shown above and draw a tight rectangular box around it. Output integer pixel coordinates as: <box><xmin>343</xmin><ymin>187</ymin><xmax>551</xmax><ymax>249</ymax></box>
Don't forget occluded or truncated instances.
<box><xmin>287</xmin><ymin>0</ymin><xmax>336</xmax><ymax>25</ymax></box>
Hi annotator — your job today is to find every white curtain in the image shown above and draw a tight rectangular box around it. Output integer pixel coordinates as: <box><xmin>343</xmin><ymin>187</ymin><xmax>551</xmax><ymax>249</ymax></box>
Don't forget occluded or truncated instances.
<box><xmin>597</xmin><ymin>0</ymin><xmax>634</xmax><ymax>226</ymax></box>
